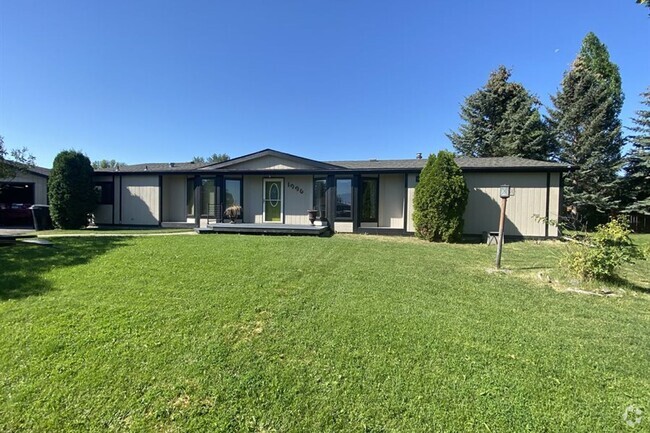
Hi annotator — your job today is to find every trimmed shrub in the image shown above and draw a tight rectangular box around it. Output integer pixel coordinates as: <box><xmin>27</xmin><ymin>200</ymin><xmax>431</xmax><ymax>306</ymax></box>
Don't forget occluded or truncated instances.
<box><xmin>48</xmin><ymin>150</ymin><xmax>96</xmax><ymax>229</ymax></box>
<box><xmin>413</xmin><ymin>151</ymin><xmax>468</xmax><ymax>242</ymax></box>
<box><xmin>562</xmin><ymin>217</ymin><xmax>645</xmax><ymax>280</ymax></box>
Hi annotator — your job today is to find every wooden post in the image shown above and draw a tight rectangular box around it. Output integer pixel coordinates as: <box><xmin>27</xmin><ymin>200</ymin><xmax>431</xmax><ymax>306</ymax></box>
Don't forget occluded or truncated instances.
<box><xmin>495</xmin><ymin>197</ymin><xmax>508</xmax><ymax>269</ymax></box>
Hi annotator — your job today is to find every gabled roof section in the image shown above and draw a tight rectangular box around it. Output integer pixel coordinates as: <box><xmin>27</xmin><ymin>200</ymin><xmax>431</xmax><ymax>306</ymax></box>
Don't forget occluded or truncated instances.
<box><xmin>198</xmin><ymin>149</ymin><xmax>343</xmax><ymax>171</ymax></box>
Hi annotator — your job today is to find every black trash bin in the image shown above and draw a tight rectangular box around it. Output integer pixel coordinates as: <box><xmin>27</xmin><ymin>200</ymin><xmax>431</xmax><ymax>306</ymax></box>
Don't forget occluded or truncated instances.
<box><xmin>29</xmin><ymin>205</ymin><xmax>53</xmax><ymax>231</ymax></box>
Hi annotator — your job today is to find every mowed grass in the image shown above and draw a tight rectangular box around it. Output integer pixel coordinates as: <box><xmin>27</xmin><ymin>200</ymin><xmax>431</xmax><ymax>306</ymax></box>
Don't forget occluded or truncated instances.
<box><xmin>0</xmin><ymin>234</ymin><xmax>648</xmax><ymax>432</ymax></box>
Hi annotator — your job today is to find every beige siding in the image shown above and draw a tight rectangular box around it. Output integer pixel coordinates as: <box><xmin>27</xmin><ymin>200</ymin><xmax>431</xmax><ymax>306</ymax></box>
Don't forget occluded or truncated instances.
<box><xmin>548</xmin><ymin>173</ymin><xmax>560</xmax><ymax>237</ymax></box>
<box><xmin>227</xmin><ymin>155</ymin><xmax>317</xmax><ymax>171</ymax></box>
<box><xmin>335</xmin><ymin>221</ymin><xmax>354</xmax><ymax>233</ymax></box>
<box><xmin>284</xmin><ymin>175</ymin><xmax>313</xmax><ymax>225</ymax></box>
<box><xmin>121</xmin><ymin>175</ymin><xmax>160</xmax><ymax>225</ymax></box>
<box><xmin>378</xmin><ymin>174</ymin><xmax>404</xmax><ymax>228</ymax></box>
<box><xmin>406</xmin><ymin>173</ymin><xmax>417</xmax><ymax>232</ymax></box>
<box><xmin>463</xmin><ymin>172</ymin><xmax>550</xmax><ymax>237</ymax></box>
<box><xmin>162</xmin><ymin>175</ymin><xmax>187</xmax><ymax>222</ymax></box>
<box><xmin>243</xmin><ymin>176</ymin><xmax>264</xmax><ymax>223</ymax></box>
<box><xmin>1</xmin><ymin>172</ymin><xmax>48</xmax><ymax>204</ymax></box>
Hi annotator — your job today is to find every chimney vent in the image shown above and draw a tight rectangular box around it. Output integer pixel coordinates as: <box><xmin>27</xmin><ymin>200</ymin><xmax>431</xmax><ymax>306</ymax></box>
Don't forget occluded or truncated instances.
<box><xmin>169</xmin><ymin>162</ymin><xmax>175</xmax><ymax>168</ymax></box>
<box><xmin>416</xmin><ymin>153</ymin><xmax>422</xmax><ymax>159</ymax></box>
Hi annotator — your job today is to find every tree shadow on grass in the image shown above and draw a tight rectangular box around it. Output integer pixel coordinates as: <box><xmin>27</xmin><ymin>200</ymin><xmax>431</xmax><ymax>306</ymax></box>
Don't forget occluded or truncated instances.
<box><xmin>0</xmin><ymin>237</ymin><xmax>128</xmax><ymax>300</ymax></box>
<box><xmin>605</xmin><ymin>275</ymin><xmax>650</xmax><ymax>295</ymax></box>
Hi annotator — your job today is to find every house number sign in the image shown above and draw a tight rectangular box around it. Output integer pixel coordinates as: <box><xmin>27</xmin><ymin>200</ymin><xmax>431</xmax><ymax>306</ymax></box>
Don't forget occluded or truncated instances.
<box><xmin>287</xmin><ymin>182</ymin><xmax>304</xmax><ymax>194</ymax></box>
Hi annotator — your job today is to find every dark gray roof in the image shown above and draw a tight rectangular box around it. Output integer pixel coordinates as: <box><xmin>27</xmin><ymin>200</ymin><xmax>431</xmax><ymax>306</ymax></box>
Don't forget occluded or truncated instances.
<box><xmin>326</xmin><ymin>159</ymin><xmax>426</xmax><ymax>170</ymax></box>
<box><xmin>90</xmin><ymin>150</ymin><xmax>571</xmax><ymax>175</ymax></box>
<box><xmin>93</xmin><ymin>161</ymin><xmax>205</xmax><ymax>174</ymax></box>
<box><xmin>1</xmin><ymin>163</ymin><xmax>51</xmax><ymax>178</ymax></box>
<box><xmin>27</xmin><ymin>165</ymin><xmax>51</xmax><ymax>177</ymax></box>
<box><xmin>454</xmin><ymin>156</ymin><xmax>570</xmax><ymax>171</ymax></box>
<box><xmin>329</xmin><ymin>156</ymin><xmax>570</xmax><ymax>172</ymax></box>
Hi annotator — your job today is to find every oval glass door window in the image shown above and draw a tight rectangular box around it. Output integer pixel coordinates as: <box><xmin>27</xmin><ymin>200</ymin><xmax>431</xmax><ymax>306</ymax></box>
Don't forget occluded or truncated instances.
<box><xmin>264</xmin><ymin>180</ymin><xmax>282</xmax><ymax>222</ymax></box>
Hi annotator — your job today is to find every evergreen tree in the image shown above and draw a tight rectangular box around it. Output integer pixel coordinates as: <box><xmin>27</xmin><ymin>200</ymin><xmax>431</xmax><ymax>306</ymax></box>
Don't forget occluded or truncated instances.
<box><xmin>623</xmin><ymin>89</ymin><xmax>650</xmax><ymax>214</ymax></box>
<box><xmin>578</xmin><ymin>32</ymin><xmax>624</xmax><ymax>114</ymax></box>
<box><xmin>48</xmin><ymin>150</ymin><xmax>96</xmax><ymax>229</ymax></box>
<box><xmin>547</xmin><ymin>33</ymin><xmax>624</xmax><ymax>227</ymax></box>
<box><xmin>448</xmin><ymin>66</ymin><xmax>552</xmax><ymax>160</ymax></box>
<box><xmin>413</xmin><ymin>151</ymin><xmax>468</xmax><ymax>242</ymax></box>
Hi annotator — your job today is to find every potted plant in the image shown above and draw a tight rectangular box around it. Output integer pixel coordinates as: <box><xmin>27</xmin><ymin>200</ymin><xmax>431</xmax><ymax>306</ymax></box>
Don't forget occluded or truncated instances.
<box><xmin>224</xmin><ymin>205</ymin><xmax>241</xmax><ymax>223</ymax></box>
<box><xmin>307</xmin><ymin>209</ymin><xmax>318</xmax><ymax>225</ymax></box>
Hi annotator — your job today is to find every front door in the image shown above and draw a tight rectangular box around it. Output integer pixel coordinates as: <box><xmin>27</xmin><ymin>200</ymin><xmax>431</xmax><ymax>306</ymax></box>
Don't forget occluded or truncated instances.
<box><xmin>263</xmin><ymin>179</ymin><xmax>283</xmax><ymax>223</ymax></box>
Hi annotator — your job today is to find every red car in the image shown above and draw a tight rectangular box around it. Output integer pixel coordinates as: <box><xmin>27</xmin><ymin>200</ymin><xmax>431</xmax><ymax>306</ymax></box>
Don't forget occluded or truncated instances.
<box><xmin>0</xmin><ymin>203</ymin><xmax>33</xmax><ymax>227</ymax></box>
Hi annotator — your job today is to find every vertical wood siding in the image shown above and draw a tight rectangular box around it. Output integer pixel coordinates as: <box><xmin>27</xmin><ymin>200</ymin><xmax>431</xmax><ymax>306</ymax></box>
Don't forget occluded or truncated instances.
<box><xmin>406</xmin><ymin>174</ymin><xmax>418</xmax><ymax>232</ymax></box>
<box><xmin>227</xmin><ymin>156</ymin><xmax>317</xmax><ymax>170</ymax></box>
<box><xmin>463</xmin><ymin>172</ymin><xmax>550</xmax><ymax>237</ymax></box>
<box><xmin>162</xmin><ymin>175</ymin><xmax>187</xmax><ymax>222</ymax></box>
<box><xmin>120</xmin><ymin>175</ymin><xmax>160</xmax><ymax>225</ymax></box>
<box><xmin>378</xmin><ymin>174</ymin><xmax>404</xmax><ymax>228</ymax></box>
<box><xmin>283</xmin><ymin>175</ymin><xmax>312</xmax><ymax>225</ymax></box>
<box><xmin>243</xmin><ymin>176</ymin><xmax>264</xmax><ymax>223</ymax></box>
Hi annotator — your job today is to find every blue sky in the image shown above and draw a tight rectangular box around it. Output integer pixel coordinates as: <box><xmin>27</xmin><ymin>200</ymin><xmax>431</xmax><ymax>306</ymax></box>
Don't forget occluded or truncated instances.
<box><xmin>1</xmin><ymin>1</ymin><xmax>648</xmax><ymax>167</ymax></box>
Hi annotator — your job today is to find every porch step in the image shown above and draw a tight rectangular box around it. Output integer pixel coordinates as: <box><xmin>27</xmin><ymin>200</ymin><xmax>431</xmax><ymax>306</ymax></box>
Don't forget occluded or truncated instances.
<box><xmin>197</xmin><ymin>223</ymin><xmax>330</xmax><ymax>236</ymax></box>
<box><xmin>161</xmin><ymin>222</ymin><xmax>195</xmax><ymax>229</ymax></box>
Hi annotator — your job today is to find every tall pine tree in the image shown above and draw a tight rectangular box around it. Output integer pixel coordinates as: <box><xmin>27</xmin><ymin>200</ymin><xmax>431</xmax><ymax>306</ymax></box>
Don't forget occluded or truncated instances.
<box><xmin>547</xmin><ymin>33</ymin><xmax>624</xmax><ymax>227</ymax></box>
<box><xmin>448</xmin><ymin>66</ymin><xmax>552</xmax><ymax>160</ymax></box>
<box><xmin>623</xmin><ymin>89</ymin><xmax>650</xmax><ymax>214</ymax></box>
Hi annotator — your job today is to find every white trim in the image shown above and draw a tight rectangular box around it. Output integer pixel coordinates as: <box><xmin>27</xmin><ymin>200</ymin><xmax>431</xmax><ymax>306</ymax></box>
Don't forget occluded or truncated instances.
<box><xmin>263</xmin><ymin>178</ymin><xmax>284</xmax><ymax>223</ymax></box>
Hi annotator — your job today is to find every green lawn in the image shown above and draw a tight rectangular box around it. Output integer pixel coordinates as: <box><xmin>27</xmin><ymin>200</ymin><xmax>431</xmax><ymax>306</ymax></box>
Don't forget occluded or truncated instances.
<box><xmin>1</xmin><ymin>234</ymin><xmax>648</xmax><ymax>432</ymax></box>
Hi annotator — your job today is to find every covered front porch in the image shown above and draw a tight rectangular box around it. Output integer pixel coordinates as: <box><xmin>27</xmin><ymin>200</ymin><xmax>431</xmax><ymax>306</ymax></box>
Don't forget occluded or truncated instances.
<box><xmin>196</xmin><ymin>222</ymin><xmax>330</xmax><ymax>236</ymax></box>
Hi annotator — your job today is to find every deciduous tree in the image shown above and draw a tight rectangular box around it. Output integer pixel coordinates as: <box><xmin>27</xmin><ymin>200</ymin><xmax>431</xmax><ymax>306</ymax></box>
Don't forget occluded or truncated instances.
<box><xmin>92</xmin><ymin>159</ymin><xmax>125</xmax><ymax>169</ymax></box>
<box><xmin>192</xmin><ymin>153</ymin><xmax>230</xmax><ymax>164</ymax></box>
<box><xmin>0</xmin><ymin>135</ymin><xmax>35</xmax><ymax>178</ymax></box>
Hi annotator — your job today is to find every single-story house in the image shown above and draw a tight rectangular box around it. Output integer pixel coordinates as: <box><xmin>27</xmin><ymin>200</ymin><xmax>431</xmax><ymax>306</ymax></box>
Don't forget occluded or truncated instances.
<box><xmin>0</xmin><ymin>165</ymin><xmax>50</xmax><ymax>227</ymax></box>
<box><xmin>90</xmin><ymin>149</ymin><xmax>570</xmax><ymax>238</ymax></box>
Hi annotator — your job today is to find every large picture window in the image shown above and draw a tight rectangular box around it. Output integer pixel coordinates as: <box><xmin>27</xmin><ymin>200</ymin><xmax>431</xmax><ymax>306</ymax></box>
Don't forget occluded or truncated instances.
<box><xmin>186</xmin><ymin>178</ymin><xmax>194</xmax><ymax>216</ymax></box>
<box><xmin>361</xmin><ymin>178</ymin><xmax>378</xmax><ymax>223</ymax></box>
<box><xmin>225</xmin><ymin>178</ymin><xmax>242</xmax><ymax>219</ymax></box>
<box><xmin>336</xmin><ymin>178</ymin><xmax>352</xmax><ymax>220</ymax></box>
<box><xmin>313</xmin><ymin>177</ymin><xmax>327</xmax><ymax>219</ymax></box>
<box><xmin>186</xmin><ymin>177</ymin><xmax>217</xmax><ymax>217</ymax></box>
<box><xmin>94</xmin><ymin>182</ymin><xmax>114</xmax><ymax>205</ymax></box>
<box><xmin>201</xmin><ymin>178</ymin><xmax>216</xmax><ymax>216</ymax></box>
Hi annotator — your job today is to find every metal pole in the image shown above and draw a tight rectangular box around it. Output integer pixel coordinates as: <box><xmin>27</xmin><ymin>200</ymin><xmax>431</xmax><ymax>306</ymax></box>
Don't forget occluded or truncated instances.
<box><xmin>495</xmin><ymin>197</ymin><xmax>508</xmax><ymax>269</ymax></box>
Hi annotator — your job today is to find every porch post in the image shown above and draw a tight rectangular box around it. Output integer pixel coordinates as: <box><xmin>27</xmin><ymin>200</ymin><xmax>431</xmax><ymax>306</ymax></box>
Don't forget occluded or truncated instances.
<box><xmin>215</xmin><ymin>175</ymin><xmax>224</xmax><ymax>223</ymax></box>
<box><xmin>193</xmin><ymin>175</ymin><xmax>202</xmax><ymax>228</ymax></box>
<box><xmin>326</xmin><ymin>175</ymin><xmax>336</xmax><ymax>232</ymax></box>
<box><xmin>352</xmin><ymin>174</ymin><xmax>361</xmax><ymax>233</ymax></box>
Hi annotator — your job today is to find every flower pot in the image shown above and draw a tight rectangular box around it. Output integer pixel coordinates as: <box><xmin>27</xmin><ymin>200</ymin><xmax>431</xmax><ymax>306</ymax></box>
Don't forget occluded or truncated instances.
<box><xmin>307</xmin><ymin>209</ymin><xmax>318</xmax><ymax>225</ymax></box>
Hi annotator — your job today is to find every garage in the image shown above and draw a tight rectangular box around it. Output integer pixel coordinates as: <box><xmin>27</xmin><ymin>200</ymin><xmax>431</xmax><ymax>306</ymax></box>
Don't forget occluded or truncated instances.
<box><xmin>0</xmin><ymin>182</ymin><xmax>35</xmax><ymax>227</ymax></box>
